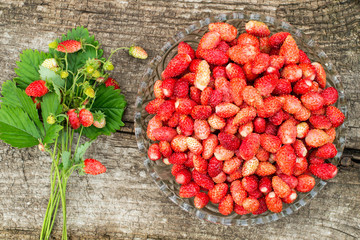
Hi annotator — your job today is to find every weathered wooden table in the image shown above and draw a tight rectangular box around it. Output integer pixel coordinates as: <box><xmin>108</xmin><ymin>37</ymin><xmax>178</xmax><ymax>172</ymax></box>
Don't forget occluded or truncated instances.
<box><xmin>0</xmin><ymin>0</ymin><xmax>359</xmax><ymax>239</ymax></box>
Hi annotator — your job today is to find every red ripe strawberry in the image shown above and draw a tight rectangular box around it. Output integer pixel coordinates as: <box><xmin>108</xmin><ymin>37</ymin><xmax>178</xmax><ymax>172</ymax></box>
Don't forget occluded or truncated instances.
<box><xmin>152</xmin><ymin>127</ymin><xmax>177</xmax><ymax>142</ymax></box>
<box><xmin>213</xmin><ymin>171</ymin><xmax>227</xmax><ymax>183</ymax></box>
<box><xmin>187</xmin><ymin>137</ymin><xmax>203</xmax><ymax>155</ymax></box>
<box><xmin>257</xmin><ymin>96</ymin><xmax>283</xmax><ymax>118</ymax></box>
<box><xmin>226</xmin><ymin>63</ymin><xmax>245</xmax><ymax>80</ymax></box>
<box><xmin>242</xmin><ymin>86</ymin><xmax>264</xmax><ymax>109</ymax></box>
<box><xmin>265</xmin><ymin>192</ymin><xmax>282</xmax><ymax>213</ymax></box>
<box><xmin>268</xmin><ymin>109</ymin><xmax>285</xmax><ymax>126</ymax></box>
<box><xmin>147</xmin><ymin>116</ymin><xmax>163</xmax><ymax>141</ymax></box>
<box><xmin>233</xmin><ymin>106</ymin><xmax>257</xmax><ymax>126</ymax></box>
<box><xmin>326</xmin><ymin>127</ymin><xmax>336</xmax><ymax>143</ymax></box>
<box><xmin>194</xmin><ymin>192</ymin><xmax>210</xmax><ymax>209</ymax></box>
<box><xmin>242</xmin><ymin>157</ymin><xmax>260</xmax><ymax>177</ymax></box>
<box><xmin>301</xmin><ymin>92</ymin><xmax>325</xmax><ymax>111</ymax></box>
<box><xmin>293</xmin><ymin>139</ymin><xmax>308</xmax><ymax>157</ymax></box>
<box><xmin>282</xmin><ymin>95</ymin><xmax>302</xmax><ymax>115</ymax></box>
<box><xmin>279</xmin><ymin>35</ymin><xmax>299</xmax><ymax>65</ymax></box>
<box><xmin>293</xmin><ymin>78</ymin><xmax>314</xmax><ymax>95</ymax></box>
<box><xmin>175</xmin><ymin>98</ymin><xmax>196</xmax><ymax>115</ymax></box>
<box><xmin>215</xmin><ymin>103</ymin><xmax>240</xmax><ymax>118</ymax></box>
<box><xmin>194</xmin><ymin>60</ymin><xmax>211</xmax><ymax>91</ymax></box>
<box><xmin>281</xmin><ymin>64</ymin><xmax>302</xmax><ymax>82</ymax></box>
<box><xmin>161</xmin><ymin>78</ymin><xmax>176</xmax><ymax>97</ymax></box>
<box><xmin>296</xmin><ymin>122</ymin><xmax>309</xmax><ymax>138</ymax></box>
<box><xmin>179</xmin><ymin>181</ymin><xmax>200</xmax><ymax>198</ymax></box>
<box><xmin>256</xmin><ymin>147</ymin><xmax>270</xmax><ymax>161</ymax></box>
<box><xmin>269</xmin><ymin>55</ymin><xmax>285</xmax><ymax>69</ymax></box>
<box><xmin>67</xmin><ymin>109</ymin><xmax>81</xmax><ymax>129</ymax></box>
<box><xmin>105</xmin><ymin>77</ymin><xmax>120</xmax><ymax>89</ymax></box>
<box><xmin>227</xmin><ymin>44</ymin><xmax>260</xmax><ymax>65</ymax></box>
<box><xmin>167</xmin><ymin>112</ymin><xmax>180</xmax><ymax>128</ymax></box>
<box><xmin>254</xmin><ymin>74</ymin><xmax>279</xmax><ymax>97</ymax></box>
<box><xmin>208</xmin><ymin>89</ymin><xmax>223</xmax><ymax>108</ymax></box>
<box><xmin>245</xmin><ymin>20</ymin><xmax>270</xmax><ymax>37</ymax></box>
<box><xmin>198</xmin><ymin>31</ymin><xmax>221</xmax><ymax>50</ymax></box>
<box><xmin>242</xmin><ymin>197</ymin><xmax>260</xmax><ymax>213</ymax></box>
<box><xmin>299</xmin><ymin>63</ymin><xmax>316</xmax><ymax>80</ymax></box>
<box><xmin>253</xmin><ymin>117</ymin><xmax>266</xmax><ymax>133</ymax></box>
<box><xmin>169</xmin><ymin>152</ymin><xmax>188</xmax><ymax>164</ymax></box>
<box><xmin>272</xmin><ymin>176</ymin><xmax>291</xmax><ymax>198</ymax></box>
<box><xmin>237</xmin><ymin>33</ymin><xmax>260</xmax><ymax>48</ymax></box>
<box><xmin>299</xmin><ymin>49</ymin><xmax>311</xmax><ymax>64</ymax></box>
<box><xmin>259</xmin><ymin>36</ymin><xmax>271</xmax><ymax>53</ymax></box>
<box><xmin>25</xmin><ymin>80</ymin><xmax>48</xmax><ymax>97</ymax></box>
<box><xmin>312</xmin><ymin>62</ymin><xmax>327</xmax><ymax>88</ymax></box>
<box><xmin>209</xmin><ymin>22</ymin><xmax>238</xmax><ymax>42</ymax></box>
<box><xmin>202</xmin><ymin>134</ymin><xmax>218</xmax><ymax>159</ymax></box>
<box><xmin>326</xmin><ymin>106</ymin><xmax>345</xmax><ymax>127</ymax></box>
<box><xmin>214</xmin><ymin>77</ymin><xmax>232</xmax><ymax>103</ymax></box>
<box><xmin>56</xmin><ymin>40</ymin><xmax>81</xmax><ymax>53</ymax></box>
<box><xmin>192</xmin><ymin>170</ymin><xmax>214</xmax><ymax>190</ymax></box>
<box><xmin>184</xmin><ymin>152</ymin><xmax>195</xmax><ymax>168</ymax></box>
<box><xmin>278</xmin><ymin>173</ymin><xmax>298</xmax><ymax>189</ymax></box>
<box><xmin>230</xmin><ymin>77</ymin><xmax>247</xmax><ymax>106</ymax></box>
<box><xmin>178</xmin><ymin>41</ymin><xmax>195</xmax><ymax>60</ymax></box>
<box><xmin>239</xmin><ymin>133</ymin><xmax>261</xmax><ymax>161</ymax></box>
<box><xmin>238</xmin><ymin>122</ymin><xmax>254</xmax><ymax>138</ymax></box>
<box><xmin>200</xmin><ymin>49</ymin><xmax>229</xmax><ymax>65</ymax></box>
<box><xmin>189</xmin><ymin>59</ymin><xmax>202</xmax><ymax>73</ymax></box>
<box><xmin>276</xmin><ymin>145</ymin><xmax>296</xmax><ymax>176</ymax></box>
<box><xmin>223</xmin><ymin>157</ymin><xmax>242</xmax><ymax>174</ymax></box>
<box><xmin>265</xmin><ymin>123</ymin><xmax>278</xmax><ymax>136</ymax></box>
<box><xmin>259</xmin><ymin>177</ymin><xmax>272</xmax><ymax>194</ymax></box>
<box><xmin>282</xmin><ymin>190</ymin><xmax>297</xmax><ymax>204</ymax></box>
<box><xmin>309</xmin><ymin>115</ymin><xmax>332</xmax><ymax>130</ymax></box>
<box><xmin>264</xmin><ymin>66</ymin><xmax>280</xmax><ymax>78</ymax></box>
<box><xmin>173</xmin><ymin>79</ymin><xmax>189</xmax><ymax>98</ymax></box>
<box><xmin>242</xmin><ymin>175</ymin><xmax>259</xmax><ymax>192</ymax></box>
<box><xmin>213</xmin><ymin>66</ymin><xmax>227</xmax><ymax>79</ymax></box>
<box><xmin>309</xmin><ymin>151</ymin><xmax>325</xmax><ymax>165</ymax></box>
<box><xmin>175</xmin><ymin>169</ymin><xmax>192</xmax><ymax>185</ymax></box>
<box><xmin>157</xmin><ymin>100</ymin><xmax>175</xmax><ymax>121</ymax></box>
<box><xmin>256</xmin><ymin>162</ymin><xmax>276</xmax><ymax>176</ymax></box>
<box><xmin>214</xmin><ymin>145</ymin><xmax>234</xmax><ymax>160</ymax></box>
<box><xmin>243</xmin><ymin>61</ymin><xmax>259</xmax><ymax>81</ymax></box>
<box><xmin>145</xmin><ymin>98</ymin><xmax>165</xmax><ymax>114</ymax></box>
<box><xmin>278</xmin><ymin>119</ymin><xmax>297</xmax><ymax>145</ymax></box>
<box><xmin>79</xmin><ymin>109</ymin><xmax>93</xmax><ymax>127</ymax></box>
<box><xmin>171</xmin><ymin>135</ymin><xmax>188</xmax><ymax>152</ymax></box>
<box><xmin>305</xmin><ymin>129</ymin><xmax>330</xmax><ymax>148</ymax></box>
<box><xmin>83</xmin><ymin>158</ymin><xmax>106</xmax><ymax>175</ymax></box>
<box><xmin>252</xmin><ymin>197</ymin><xmax>268</xmax><ymax>215</ymax></box>
<box><xmin>179</xmin><ymin>115</ymin><xmax>194</xmax><ymax>136</ymax></box>
<box><xmin>230</xmin><ymin>180</ymin><xmax>247</xmax><ymax>205</ymax></box>
<box><xmin>218</xmin><ymin>132</ymin><xmax>240</xmax><ymax>151</ymax></box>
<box><xmin>161</xmin><ymin>54</ymin><xmax>192</xmax><ymax>79</ymax></box>
<box><xmin>234</xmin><ymin>204</ymin><xmax>250</xmax><ymax>215</ymax></box>
<box><xmin>208</xmin><ymin>183</ymin><xmax>228</xmax><ymax>204</ymax></box>
<box><xmin>171</xmin><ymin>164</ymin><xmax>186</xmax><ymax>176</ymax></box>
<box><xmin>181</xmin><ymin>73</ymin><xmax>196</xmax><ymax>86</ymax></box>
<box><xmin>294</xmin><ymin>157</ymin><xmax>308</xmax><ymax>176</ymax></box>
<box><xmin>153</xmin><ymin>80</ymin><xmax>165</xmax><ymax>99</ymax></box>
<box><xmin>218</xmin><ymin>194</ymin><xmax>234</xmax><ymax>215</ymax></box>
<box><xmin>321</xmin><ymin>87</ymin><xmax>338</xmax><ymax>106</ymax></box>
<box><xmin>272</xmin><ymin>79</ymin><xmax>292</xmax><ymax>95</ymax></box>
<box><xmin>252</xmin><ymin>53</ymin><xmax>270</xmax><ymax>75</ymax></box>
<box><xmin>260</xmin><ymin>134</ymin><xmax>282</xmax><ymax>153</ymax></box>
<box><xmin>190</xmin><ymin>86</ymin><xmax>201</xmax><ymax>104</ymax></box>
<box><xmin>191</xmin><ymin>105</ymin><xmax>212</xmax><ymax>120</ymax></box>
<box><xmin>269</xmin><ymin>32</ymin><xmax>290</xmax><ymax>49</ymax></box>
<box><xmin>294</xmin><ymin>106</ymin><xmax>311</xmax><ymax>121</ymax></box>
<box><xmin>208</xmin><ymin>114</ymin><xmax>226</xmax><ymax>130</ymax></box>
<box><xmin>296</xmin><ymin>175</ymin><xmax>315</xmax><ymax>192</ymax></box>
<box><xmin>310</xmin><ymin>163</ymin><xmax>338</xmax><ymax>180</ymax></box>
<box><xmin>148</xmin><ymin>143</ymin><xmax>161</xmax><ymax>161</ymax></box>
<box><xmin>208</xmin><ymin>157</ymin><xmax>223</xmax><ymax>177</ymax></box>
<box><xmin>224</xmin><ymin>117</ymin><xmax>239</xmax><ymax>135</ymax></box>
<box><xmin>159</xmin><ymin>141</ymin><xmax>172</xmax><ymax>157</ymax></box>
<box><xmin>216</xmin><ymin>41</ymin><xmax>231</xmax><ymax>53</ymax></box>
<box><xmin>315</xmin><ymin>143</ymin><xmax>337</xmax><ymax>159</ymax></box>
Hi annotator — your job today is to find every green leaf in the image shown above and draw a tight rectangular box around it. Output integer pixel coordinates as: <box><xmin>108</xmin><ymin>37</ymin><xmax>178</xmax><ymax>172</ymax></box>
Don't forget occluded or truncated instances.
<box><xmin>82</xmin><ymin>85</ymin><xmax>127</xmax><ymax>139</ymax></box>
<box><xmin>0</xmin><ymin>80</ymin><xmax>45</xmax><ymax>136</ymax></box>
<box><xmin>43</xmin><ymin>124</ymin><xmax>63</xmax><ymax>145</ymax></box>
<box><xmin>14</xmin><ymin>49</ymin><xmax>52</xmax><ymax>89</ymax></box>
<box><xmin>74</xmin><ymin>141</ymin><xmax>93</xmax><ymax>163</ymax></box>
<box><xmin>39</xmin><ymin>66</ymin><xmax>64</xmax><ymax>100</ymax></box>
<box><xmin>0</xmin><ymin>106</ymin><xmax>42</xmax><ymax>148</ymax></box>
<box><xmin>61</xmin><ymin>151</ymin><xmax>71</xmax><ymax>171</ymax></box>
<box><xmin>41</xmin><ymin>93</ymin><xmax>63</xmax><ymax>144</ymax></box>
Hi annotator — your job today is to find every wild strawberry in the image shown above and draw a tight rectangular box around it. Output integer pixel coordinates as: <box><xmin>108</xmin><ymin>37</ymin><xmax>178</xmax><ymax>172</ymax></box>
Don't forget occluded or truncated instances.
<box><xmin>265</xmin><ymin>192</ymin><xmax>282</xmax><ymax>213</ymax></box>
<box><xmin>256</xmin><ymin>147</ymin><xmax>270</xmax><ymax>161</ymax></box>
<box><xmin>179</xmin><ymin>181</ymin><xmax>200</xmax><ymax>198</ymax></box>
<box><xmin>326</xmin><ymin>106</ymin><xmax>345</xmax><ymax>128</ymax></box>
<box><xmin>253</xmin><ymin>117</ymin><xmax>266</xmax><ymax>134</ymax></box>
<box><xmin>56</xmin><ymin>40</ymin><xmax>81</xmax><ymax>53</ymax></box>
<box><xmin>207</xmin><ymin>114</ymin><xmax>226</xmax><ymax>130</ymax></box>
<box><xmin>171</xmin><ymin>164</ymin><xmax>186</xmax><ymax>176</ymax></box>
<box><xmin>215</xmin><ymin>77</ymin><xmax>232</xmax><ymax>102</ymax></box>
<box><xmin>257</xmin><ymin>96</ymin><xmax>283</xmax><ymax>118</ymax></box>
<box><xmin>226</xmin><ymin>63</ymin><xmax>246</xmax><ymax>80</ymax></box>
<box><xmin>264</xmin><ymin>66</ymin><xmax>280</xmax><ymax>78</ymax></box>
<box><xmin>171</xmin><ymin>135</ymin><xmax>188</xmax><ymax>152</ymax></box>
<box><xmin>178</xmin><ymin>41</ymin><xmax>195</xmax><ymax>60</ymax></box>
<box><xmin>272</xmin><ymin>78</ymin><xmax>292</xmax><ymax>95</ymax></box>
<box><xmin>245</xmin><ymin>20</ymin><xmax>270</xmax><ymax>37</ymax></box>
<box><xmin>202</xmin><ymin>134</ymin><xmax>218</xmax><ymax>160</ymax></box>
<box><xmin>294</xmin><ymin>106</ymin><xmax>311</xmax><ymax>121</ymax></box>
<box><xmin>200</xmin><ymin>87</ymin><xmax>212</xmax><ymax>106</ymax></box>
<box><xmin>315</xmin><ymin>144</ymin><xmax>337</xmax><ymax>161</ymax></box>
<box><xmin>269</xmin><ymin>32</ymin><xmax>290</xmax><ymax>49</ymax></box>
<box><xmin>147</xmin><ymin>116</ymin><xmax>163</xmax><ymax>141</ymax></box>
<box><xmin>260</xmin><ymin>134</ymin><xmax>282</xmax><ymax>153</ymax></box>
<box><xmin>79</xmin><ymin>109</ymin><xmax>93</xmax><ymax>127</ymax></box>
<box><xmin>294</xmin><ymin>157</ymin><xmax>308</xmax><ymax>176</ymax></box>
<box><xmin>269</xmin><ymin>55</ymin><xmax>285</xmax><ymax>69</ymax></box>
<box><xmin>214</xmin><ymin>103</ymin><xmax>239</xmax><ymax>118</ymax></box>
<box><xmin>281</xmin><ymin>64</ymin><xmax>302</xmax><ymax>82</ymax></box>
<box><xmin>279</xmin><ymin>35</ymin><xmax>299</xmax><ymax>65</ymax></box>
<box><xmin>296</xmin><ymin>175</ymin><xmax>315</xmax><ymax>192</ymax></box>
<box><xmin>214</xmin><ymin>145</ymin><xmax>234</xmax><ymax>161</ymax></box>
<box><xmin>161</xmin><ymin>78</ymin><xmax>176</xmax><ymax>97</ymax></box>
<box><xmin>25</xmin><ymin>80</ymin><xmax>48</xmax><ymax>97</ymax></box>
<box><xmin>104</xmin><ymin>77</ymin><xmax>120</xmax><ymax>89</ymax></box>
<box><xmin>243</xmin><ymin>61</ymin><xmax>259</xmax><ymax>81</ymax></box>
<box><xmin>208</xmin><ymin>183</ymin><xmax>228</xmax><ymax>204</ymax></box>
<box><xmin>190</xmin><ymin>86</ymin><xmax>201</xmax><ymax>104</ymax></box>
<box><xmin>259</xmin><ymin>36</ymin><xmax>271</xmax><ymax>53</ymax></box>
<box><xmin>148</xmin><ymin>143</ymin><xmax>161</xmax><ymax>161</ymax></box>
<box><xmin>293</xmin><ymin>78</ymin><xmax>314</xmax><ymax>95</ymax></box>
<box><xmin>312</xmin><ymin>107</ymin><xmax>326</xmax><ymax>116</ymax></box>
<box><xmin>242</xmin><ymin>86</ymin><xmax>264</xmax><ymax>109</ymax></box>
<box><xmin>152</xmin><ymin>127</ymin><xmax>177</xmax><ymax>142</ymax></box>
<box><xmin>175</xmin><ymin>98</ymin><xmax>196</xmax><ymax>115</ymax></box>
<box><xmin>305</xmin><ymin>129</ymin><xmax>330</xmax><ymax>148</ymax></box>
<box><xmin>213</xmin><ymin>66</ymin><xmax>227</xmax><ymax>79</ymax></box>
<box><xmin>282</xmin><ymin>95</ymin><xmax>302</xmax><ymax>115</ymax></box>
<box><xmin>299</xmin><ymin>63</ymin><xmax>316</xmax><ymax>80</ymax></box>
<box><xmin>207</xmin><ymin>89</ymin><xmax>223</xmax><ymax>108</ymax></box>
<box><xmin>230</xmin><ymin>180</ymin><xmax>247</xmax><ymax>205</ymax></box>
<box><xmin>128</xmin><ymin>46</ymin><xmax>148</xmax><ymax>59</ymax></box>
<box><xmin>241</xmin><ymin>197</ymin><xmax>260</xmax><ymax>213</ymax></box>
<box><xmin>216</xmin><ymin>41</ymin><xmax>231</xmax><ymax>53</ymax></box>
<box><xmin>259</xmin><ymin>177</ymin><xmax>272</xmax><ymax>194</ymax></box>
<box><xmin>309</xmin><ymin>115</ymin><xmax>332</xmax><ymax>130</ymax></box>
<box><xmin>234</xmin><ymin>204</ymin><xmax>250</xmax><ymax>215</ymax></box>
<box><xmin>194</xmin><ymin>60</ymin><xmax>211</xmax><ymax>91</ymax></box>
<box><xmin>186</xmin><ymin>137</ymin><xmax>203</xmax><ymax>155</ymax></box>
<box><xmin>192</xmin><ymin>170</ymin><xmax>214</xmax><ymax>190</ymax></box>
<box><xmin>175</xmin><ymin>169</ymin><xmax>192</xmax><ymax>185</ymax></box>
<box><xmin>212</xmin><ymin>171</ymin><xmax>226</xmax><ymax>183</ymax></box>
<box><xmin>158</xmin><ymin>141</ymin><xmax>172</xmax><ymax>158</ymax></box>
<box><xmin>282</xmin><ymin>190</ymin><xmax>297</xmax><ymax>204</ymax></box>
<box><xmin>241</xmin><ymin>157</ymin><xmax>259</xmax><ymax>177</ymax></box>
<box><xmin>321</xmin><ymin>87</ymin><xmax>338</xmax><ymax>106</ymax></box>
<box><xmin>157</xmin><ymin>100</ymin><xmax>175</xmax><ymax>121</ymax></box>
<box><xmin>240</xmin><ymin>133</ymin><xmax>261</xmax><ymax>161</ymax></box>
<box><xmin>254</xmin><ymin>74</ymin><xmax>279</xmax><ymax>97</ymax></box>
<box><xmin>233</xmin><ymin>106</ymin><xmax>257</xmax><ymax>126</ymax></box>
<box><xmin>301</xmin><ymin>92</ymin><xmax>325</xmax><ymax>111</ymax></box>
<box><xmin>277</xmin><ymin>119</ymin><xmax>297</xmax><ymax>145</ymax></box>
<box><xmin>224</xmin><ymin>117</ymin><xmax>239</xmax><ymax>135</ymax></box>
<box><xmin>208</xmin><ymin>157</ymin><xmax>223</xmax><ymax>177</ymax></box>
<box><xmin>194</xmin><ymin>192</ymin><xmax>210</xmax><ymax>209</ymax></box>
<box><xmin>272</xmin><ymin>176</ymin><xmax>292</xmax><ymax>198</ymax></box>
<box><xmin>161</xmin><ymin>54</ymin><xmax>191</xmax><ymax>79</ymax></box>
<box><xmin>173</xmin><ymin>79</ymin><xmax>189</xmax><ymax>98</ymax></box>
<box><xmin>145</xmin><ymin>98</ymin><xmax>165</xmax><ymax>114</ymax></box>
<box><xmin>189</xmin><ymin>59</ymin><xmax>202</xmax><ymax>73</ymax></box>
<box><xmin>299</xmin><ymin>49</ymin><xmax>311</xmax><ymax>64</ymax></box>
<box><xmin>218</xmin><ymin>194</ymin><xmax>234</xmax><ymax>215</ymax></box>
<box><xmin>191</xmin><ymin>105</ymin><xmax>212</xmax><ymax>120</ymax></box>
<box><xmin>200</xmin><ymin>49</ymin><xmax>229</xmax><ymax>65</ymax></box>
<box><xmin>312</xmin><ymin>62</ymin><xmax>327</xmax><ymax>88</ymax></box>
<box><xmin>237</xmin><ymin>33</ymin><xmax>259</xmax><ymax>48</ymax></box>
<box><xmin>169</xmin><ymin>152</ymin><xmax>188</xmax><ymax>164</ymax></box>
<box><xmin>252</xmin><ymin>53</ymin><xmax>270</xmax><ymax>75</ymax></box>
<box><xmin>166</xmin><ymin>112</ymin><xmax>180</xmax><ymax>128</ymax></box>
<box><xmin>181</xmin><ymin>72</ymin><xmax>196</xmax><ymax>85</ymax></box>
<box><xmin>264</xmin><ymin>123</ymin><xmax>278</xmax><ymax>136</ymax></box>
<box><xmin>67</xmin><ymin>109</ymin><xmax>81</xmax><ymax>130</ymax></box>
<box><xmin>222</xmin><ymin>157</ymin><xmax>242</xmax><ymax>174</ymax></box>
<box><xmin>209</xmin><ymin>22</ymin><xmax>237</xmax><ymax>41</ymax></box>
<box><xmin>276</xmin><ymin>145</ymin><xmax>296</xmax><ymax>176</ymax></box>
<box><xmin>179</xmin><ymin>115</ymin><xmax>194</xmax><ymax>136</ymax></box>
<box><xmin>198</xmin><ymin>31</ymin><xmax>221</xmax><ymax>50</ymax></box>
<box><xmin>326</xmin><ymin>127</ymin><xmax>336</xmax><ymax>143</ymax></box>
<box><xmin>310</xmin><ymin>163</ymin><xmax>338</xmax><ymax>180</ymax></box>
<box><xmin>83</xmin><ymin>158</ymin><xmax>106</xmax><ymax>175</ymax></box>
<box><xmin>256</xmin><ymin>162</ymin><xmax>276</xmax><ymax>176</ymax></box>
<box><xmin>227</xmin><ymin>44</ymin><xmax>260</xmax><ymax>65</ymax></box>
<box><xmin>293</xmin><ymin>139</ymin><xmax>308</xmax><ymax>157</ymax></box>
<box><xmin>242</xmin><ymin>175</ymin><xmax>259</xmax><ymax>192</ymax></box>
<box><xmin>152</xmin><ymin>80</ymin><xmax>164</xmax><ymax>99</ymax></box>
<box><xmin>277</xmin><ymin>174</ymin><xmax>298</xmax><ymax>190</ymax></box>
<box><xmin>218</xmin><ymin>132</ymin><xmax>241</xmax><ymax>151</ymax></box>
<box><xmin>238</xmin><ymin>122</ymin><xmax>254</xmax><ymax>138</ymax></box>
<box><xmin>230</xmin><ymin>78</ymin><xmax>246</xmax><ymax>106</ymax></box>
<box><xmin>268</xmin><ymin>109</ymin><xmax>285</xmax><ymax>126</ymax></box>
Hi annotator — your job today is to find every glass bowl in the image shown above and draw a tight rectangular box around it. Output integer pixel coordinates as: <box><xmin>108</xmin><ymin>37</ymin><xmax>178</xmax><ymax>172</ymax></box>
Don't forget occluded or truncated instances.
<box><xmin>134</xmin><ymin>12</ymin><xmax>348</xmax><ymax>226</ymax></box>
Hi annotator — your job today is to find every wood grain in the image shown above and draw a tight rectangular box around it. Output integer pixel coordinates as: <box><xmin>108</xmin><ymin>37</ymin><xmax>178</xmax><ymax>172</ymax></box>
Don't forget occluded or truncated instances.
<box><xmin>0</xmin><ymin>0</ymin><xmax>359</xmax><ymax>239</ymax></box>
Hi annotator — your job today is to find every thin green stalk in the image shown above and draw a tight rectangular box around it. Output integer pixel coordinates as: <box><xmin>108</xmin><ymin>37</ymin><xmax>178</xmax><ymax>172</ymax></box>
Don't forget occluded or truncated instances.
<box><xmin>107</xmin><ymin>47</ymin><xmax>129</xmax><ymax>60</ymax></box>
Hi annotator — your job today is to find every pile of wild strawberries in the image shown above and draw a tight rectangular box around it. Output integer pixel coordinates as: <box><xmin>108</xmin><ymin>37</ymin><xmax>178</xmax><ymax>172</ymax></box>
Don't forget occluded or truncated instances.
<box><xmin>145</xmin><ymin>20</ymin><xmax>345</xmax><ymax>215</ymax></box>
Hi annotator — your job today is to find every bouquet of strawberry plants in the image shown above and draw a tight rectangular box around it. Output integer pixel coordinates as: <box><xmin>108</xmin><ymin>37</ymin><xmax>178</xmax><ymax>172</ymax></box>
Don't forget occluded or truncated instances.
<box><xmin>0</xmin><ymin>27</ymin><xmax>147</xmax><ymax>239</ymax></box>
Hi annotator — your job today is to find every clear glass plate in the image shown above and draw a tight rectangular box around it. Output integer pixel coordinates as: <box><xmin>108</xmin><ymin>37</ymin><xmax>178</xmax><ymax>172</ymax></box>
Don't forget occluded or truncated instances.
<box><xmin>134</xmin><ymin>12</ymin><xmax>348</xmax><ymax>226</ymax></box>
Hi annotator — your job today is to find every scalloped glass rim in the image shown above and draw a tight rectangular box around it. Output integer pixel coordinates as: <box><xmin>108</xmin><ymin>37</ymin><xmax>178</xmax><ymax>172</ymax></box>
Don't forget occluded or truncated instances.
<box><xmin>134</xmin><ymin>12</ymin><xmax>348</xmax><ymax>226</ymax></box>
